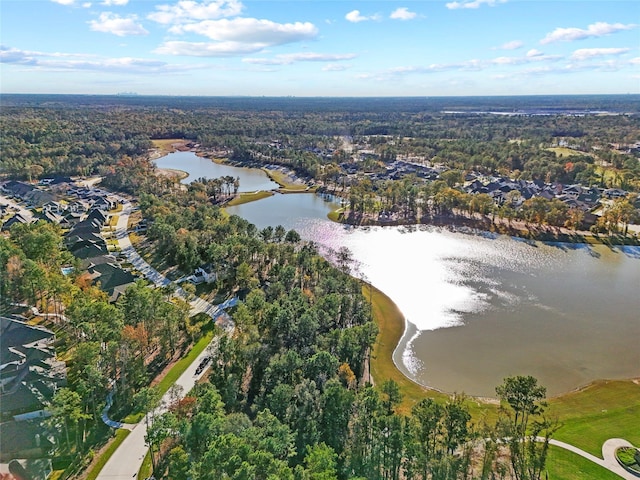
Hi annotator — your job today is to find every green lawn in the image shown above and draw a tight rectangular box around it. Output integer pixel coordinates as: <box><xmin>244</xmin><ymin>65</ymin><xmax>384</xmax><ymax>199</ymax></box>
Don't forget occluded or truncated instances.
<box><xmin>545</xmin><ymin>446</ymin><xmax>622</xmax><ymax>480</ymax></box>
<box><xmin>85</xmin><ymin>429</ymin><xmax>130</xmax><ymax>480</ymax></box>
<box><xmin>369</xmin><ymin>283</ymin><xmax>640</xmax><ymax>456</ymax></box>
<box><xmin>546</xmin><ymin>147</ymin><xmax>591</xmax><ymax>158</ymax></box>
<box><xmin>154</xmin><ymin>330</ymin><xmax>214</xmax><ymax>397</ymax></box>
<box><xmin>548</xmin><ymin>380</ymin><xmax>640</xmax><ymax>456</ymax></box>
<box><xmin>226</xmin><ymin>190</ymin><xmax>274</xmax><ymax>206</ymax></box>
<box><xmin>138</xmin><ymin>450</ymin><xmax>153</xmax><ymax>479</ymax></box>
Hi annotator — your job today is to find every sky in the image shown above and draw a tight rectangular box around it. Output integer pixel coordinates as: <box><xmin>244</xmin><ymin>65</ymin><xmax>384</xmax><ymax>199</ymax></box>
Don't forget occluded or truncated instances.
<box><xmin>1</xmin><ymin>0</ymin><xmax>638</xmax><ymax>96</ymax></box>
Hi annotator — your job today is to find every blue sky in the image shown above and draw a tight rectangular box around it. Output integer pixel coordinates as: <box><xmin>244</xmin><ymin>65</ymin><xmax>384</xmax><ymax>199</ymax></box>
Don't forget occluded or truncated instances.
<box><xmin>1</xmin><ymin>0</ymin><xmax>638</xmax><ymax>96</ymax></box>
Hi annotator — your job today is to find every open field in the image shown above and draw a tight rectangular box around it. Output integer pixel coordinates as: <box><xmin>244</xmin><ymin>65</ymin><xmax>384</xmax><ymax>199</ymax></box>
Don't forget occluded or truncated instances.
<box><xmin>547</xmin><ymin>147</ymin><xmax>593</xmax><ymax>158</ymax></box>
<box><xmin>226</xmin><ymin>190</ymin><xmax>274</xmax><ymax>206</ymax></box>
<box><xmin>151</xmin><ymin>138</ymin><xmax>188</xmax><ymax>152</ymax></box>
<box><xmin>545</xmin><ymin>446</ymin><xmax>623</xmax><ymax>480</ymax></box>
<box><xmin>263</xmin><ymin>168</ymin><xmax>310</xmax><ymax>191</ymax></box>
<box><xmin>548</xmin><ymin>379</ymin><xmax>640</xmax><ymax>456</ymax></box>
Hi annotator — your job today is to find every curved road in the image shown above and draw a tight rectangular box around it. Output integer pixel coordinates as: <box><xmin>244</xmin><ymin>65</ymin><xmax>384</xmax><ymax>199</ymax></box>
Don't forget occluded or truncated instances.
<box><xmin>63</xmin><ymin>194</ymin><xmax>633</xmax><ymax>480</ymax></box>
<box><xmin>547</xmin><ymin>437</ymin><xmax>638</xmax><ymax>480</ymax></box>
<box><xmin>96</xmin><ymin>198</ymin><xmax>230</xmax><ymax>480</ymax></box>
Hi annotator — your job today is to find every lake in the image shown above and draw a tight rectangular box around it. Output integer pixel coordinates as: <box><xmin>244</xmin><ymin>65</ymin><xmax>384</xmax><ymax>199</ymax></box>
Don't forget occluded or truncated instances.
<box><xmin>228</xmin><ymin>193</ymin><xmax>640</xmax><ymax>397</ymax></box>
<box><xmin>165</xmin><ymin>152</ymin><xmax>640</xmax><ymax>397</ymax></box>
<box><xmin>154</xmin><ymin>151</ymin><xmax>280</xmax><ymax>191</ymax></box>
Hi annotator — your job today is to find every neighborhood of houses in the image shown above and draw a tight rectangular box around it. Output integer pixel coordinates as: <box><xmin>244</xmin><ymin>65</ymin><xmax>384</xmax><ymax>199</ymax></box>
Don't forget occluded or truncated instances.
<box><xmin>0</xmin><ymin>178</ymin><xmax>138</xmax><ymax>476</ymax></box>
<box><xmin>0</xmin><ymin>176</ymin><xmax>228</xmax><ymax>476</ymax></box>
<box><xmin>337</xmin><ymin>158</ymin><xmax>633</xmax><ymax>225</ymax></box>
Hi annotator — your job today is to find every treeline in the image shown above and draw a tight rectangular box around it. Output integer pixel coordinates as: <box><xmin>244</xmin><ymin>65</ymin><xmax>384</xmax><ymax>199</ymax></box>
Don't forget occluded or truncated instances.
<box><xmin>2</xmin><ymin>97</ymin><xmax>639</xmax><ymax>191</ymax></box>
<box><xmin>0</xmin><ymin>222</ymin><xmax>192</xmax><ymax>458</ymax></box>
<box><xmin>130</xmin><ymin>181</ymin><xmax>558</xmax><ymax>480</ymax></box>
<box><xmin>344</xmin><ymin>178</ymin><xmax>639</xmax><ymax>234</ymax></box>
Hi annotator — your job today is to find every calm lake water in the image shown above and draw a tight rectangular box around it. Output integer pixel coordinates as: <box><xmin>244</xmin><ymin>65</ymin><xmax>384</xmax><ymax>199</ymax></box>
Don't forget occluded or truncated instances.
<box><xmin>168</xmin><ymin>152</ymin><xmax>640</xmax><ymax>397</ymax></box>
<box><xmin>228</xmin><ymin>194</ymin><xmax>640</xmax><ymax>397</ymax></box>
<box><xmin>154</xmin><ymin>151</ymin><xmax>279</xmax><ymax>191</ymax></box>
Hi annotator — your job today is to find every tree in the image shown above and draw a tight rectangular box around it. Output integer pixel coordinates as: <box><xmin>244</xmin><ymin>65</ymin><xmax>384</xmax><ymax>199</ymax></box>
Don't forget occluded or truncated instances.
<box><xmin>50</xmin><ymin>388</ymin><xmax>88</xmax><ymax>452</ymax></box>
<box><xmin>300</xmin><ymin>443</ymin><xmax>339</xmax><ymax>480</ymax></box>
<box><xmin>496</xmin><ymin>375</ymin><xmax>556</xmax><ymax>480</ymax></box>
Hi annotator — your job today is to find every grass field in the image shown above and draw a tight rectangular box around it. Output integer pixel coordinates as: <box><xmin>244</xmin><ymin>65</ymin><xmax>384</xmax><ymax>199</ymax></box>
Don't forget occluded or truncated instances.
<box><xmin>153</xmin><ymin>330</ymin><xmax>214</xmax><ymax>397</ymax></box>
<box><xmin>85</xmin><ymin>429</ymin><xmax>130</xmax><ymax>480</ymax></box>
<box><xmin>547</xmin><ymin>147</ymin><xmax>592</xmax><ymax>158</ymax></box>
<box><xmin>226</xmin><ymin>190</ymin><xmax>274</xmax><ymax>206</ymax></box>
<box><xmin>548</xmin><ymin>379</ymin><xmax>640</xmax><ymax>456</ymax></box>
<box><xmin>545</xmin><ymin>446</ymin><xmax>623</xmax><ymax>480</ymax></box>
<box><xmin>151</xmin><ymin>138</ymin><xmax>187</xmax><ymax>152</ymax></box>
<box><xmin>263</xmin><ymin>168</ymin><xmax>309</xmax><ymax>190</ymax></box>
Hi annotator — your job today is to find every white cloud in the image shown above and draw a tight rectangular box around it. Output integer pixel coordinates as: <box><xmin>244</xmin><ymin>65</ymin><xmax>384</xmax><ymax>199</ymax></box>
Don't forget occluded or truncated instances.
<box><xmin>446</xmin><ymin>0</ymin><xmax>506</xmax><ymax>10</ymax></box>
<box><xmin>571</xmin><ymin>47</ymin><xmax>630</xmax><ymax>60</ymax></box>
<box><xmin>491</xmin><ymin>50</ymin><xmax>561</xmax><ymax>65</ymax></box>
<box><xmin>173</xmin><ymin>18</ymin><xmax>318</xmax><ymax>45</ymax></box>
<box><xmin>390</xmin><ymin>7</ymin><xmax>417</xmax><ymax>20</ymax></box>
<box><xmin>540</xmin><ymin>22</ymin><xmax>637</xmax><ymax>44</ymax></box>
<box><xmin>322</xmin><ymin>63</ymin><xmax>352</xmax><ymax>72</ymax></box>
<box><xmin>102</xmin><ymin>0</ymin><xmax>128</xmax><ymax>5</ymax></box>
<box><xmin>526</xmin><ymin>49</ymin><xmax>544</xmax><ymax>57</ymax></box>
<box><xmin>0</xmin><ymin>46</ymin><xmax>193</xmax><ymax>73</ymax></box>
<box><xmin>82</xmin><ymin>2</ymin><xmax>92</xmax><ymax>6</ymax></box>
<box><xmin>148</xmin><ymin>0</ymin><xmax>243</xmax><ymax>24</ymax></box>
<box><xmin>51</xmin><ymin>0</ymin><xmax>76</xmax><ymax>4</ymax></box>
<box><xmin>89</xmin><ymin>12</ymin><xmax>149</xmax><ymax>36</ymax></box>
<box><xmin>345</xmin><ymin>10</ymin><xmax>380</xmax><ymax>23</ymax></box>
<box><xmin>243</xmin><ymin>52</ymin><xmax>356</xmax><ymax>65</ymax></box>
<box><xmin>495</xmin><ymin>40</ymin><xmax>523</xmax><ymax>50</ymax></box>
<box><xmin>154</xmin><ymin>40</ymin><xmax>266</xmax><ymax>56</ymax></box>
<box><xmin>630</xmin><ymin>57</ymin><xmax>640</xmax><ymax>65</ymax></box>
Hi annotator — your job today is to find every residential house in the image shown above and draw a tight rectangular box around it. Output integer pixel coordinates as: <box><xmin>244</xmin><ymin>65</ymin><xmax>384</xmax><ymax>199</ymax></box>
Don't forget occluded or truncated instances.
<box><xmin>24</xmin><ymin>190</ymin><xmax>56</xmax><ymax>208</ymax></box>
<box><xmin>0</xmin><ymin>421</ymin><xmax>55</xmax><ymax>470</ymax></box>
<box><xmin>0</xmin><ymin>317</ymin><xmax>66</xmax><ymax>420</ymax></box>
<box><xmin>1</xmin><ymin>181</ymin><xmax>35</xmax><ymax>200</ymax></box>
<box><xmin>603</xmin><ymin>188</ymin><xmax>628</xmax><ymax>200</ymax></box>
<box><xmin>41</xmin><ymin>201</ymin><xmax>66</xmax><ymax>215</ymax></box>
<box><xmin>37</xmin><ymin>211</ymin><xmax>62</xmax><ymax>225</ymax></box>
<box><xmin>67</xmin><ymin>199</ymin><xmax>90</xmax><ymax>214</ymax></box>
<box><xmin>85</xmin><ymin>208</ymin><xmax>108</xmax><ymax>226</ymax></box>
<box><xmin>91</xmin><ymin>196</ymin><xmax>118</xmax><ymax>211</ymax></box>
<box><xmin>87</xmin><ymin>263</ymin><xmax>136</xmax><ymax>302</ymax></box>
<box><xmin>1</xmin><ymin>214</ymin><xmax>32</xmax><ymax>232</ymax></box>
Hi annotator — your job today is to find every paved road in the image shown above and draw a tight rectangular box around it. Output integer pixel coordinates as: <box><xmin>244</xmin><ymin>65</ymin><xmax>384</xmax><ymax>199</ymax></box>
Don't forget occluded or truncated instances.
<box><xmin>537</xmin><ymin>437</ymin><xmax>637</xmax><ymax>479</ymax></box>
<box><xmin>0</xmin><ymin>194</ymin><xmax>34</xmax><ymax>221</ymax></box>
<box><xmin>97</xmin><ymin>197</ymin><xmax>232</xmax><ymax>479</ymax></box>
<box><xmin>112</xmin><ymin>200</ymin><xmax>226</xmax><ymax>319</ymax></box>
<box><xmin>96</xmin><ymin>343</ymin><xmax>214</xmax><ymax>479</ymax></box>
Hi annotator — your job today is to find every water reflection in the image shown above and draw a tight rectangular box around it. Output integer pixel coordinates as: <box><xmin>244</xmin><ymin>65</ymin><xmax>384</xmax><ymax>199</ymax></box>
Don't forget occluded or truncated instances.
<box><xmin>228</xmin><ymin>193</ymin><xmax>640</xmax><ymax>397</ymax></box>
<box><xmin>154</xmin><ymin>151</ymin><xmax>280</xmax><ymax>191</ymax></box>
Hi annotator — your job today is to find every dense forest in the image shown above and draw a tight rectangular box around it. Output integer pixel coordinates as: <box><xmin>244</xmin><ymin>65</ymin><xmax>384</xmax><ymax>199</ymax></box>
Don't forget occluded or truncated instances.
<box><xmin>1</xmin><ymin>95</ymin><xmax>639</xmax><ymax>185</ymax></box>
<box><xmin>1</xmin><ymin>169</ymin><xmax>556</xmax><ymax>480</ymax></box>
<box><xmin>1</xmin><ymin>95</ymin><xmax>638</xmax><ymax>478</ymax></box>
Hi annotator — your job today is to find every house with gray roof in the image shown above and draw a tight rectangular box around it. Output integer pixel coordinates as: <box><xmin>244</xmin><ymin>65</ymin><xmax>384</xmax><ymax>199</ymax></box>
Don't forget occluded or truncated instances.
<box><xmin>87</xmin><ymin>263</ymin><xmax>136</xmax><ymax>303</ymax></box>
<box><xmin>0</xmin><ymin>317</ymin><xmax>66</xmax><ymax>420</ymax></box>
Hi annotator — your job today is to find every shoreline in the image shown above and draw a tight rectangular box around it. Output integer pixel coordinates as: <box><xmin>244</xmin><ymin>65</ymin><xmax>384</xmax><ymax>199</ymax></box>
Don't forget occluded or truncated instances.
<box><xmin>333</xmin><ymin>209</ymin><xmax>640</xmax><ymax>246</ymax></box>
<box><xmin>368</xmin><ymin>277</ymin><xmax>640</xmax><ymax>416</ymax></box>
<box><xmin>155</xmin><ymin>167</ymin><xmax>189</xmax><ymax>181</ymax></box>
